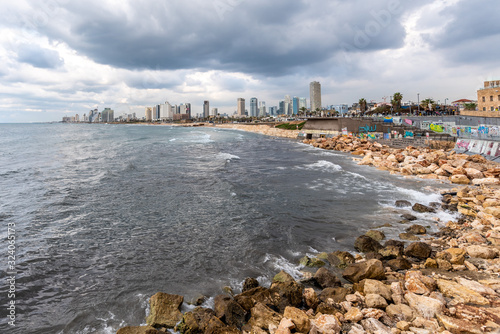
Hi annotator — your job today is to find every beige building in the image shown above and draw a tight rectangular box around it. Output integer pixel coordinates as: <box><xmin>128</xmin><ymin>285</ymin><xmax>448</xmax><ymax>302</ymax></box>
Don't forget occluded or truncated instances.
<box><xmin>237</xmin><ymin>98</ymin><xmax>245</xmax><ymax>116</ymax></box>
<box><xmin>473</xmin><ymin>80</ymin><xmax>500</xmax><ymax>117</ymax></box>
<box><xmin>310</xmin><ymin>81</ymin><xmax>322</xmax><ymax>112</ymax></box>
<box><xmin>145</xmin><ymin>107</ymin><xmax>153</xmax><ymax>121</ymax></box>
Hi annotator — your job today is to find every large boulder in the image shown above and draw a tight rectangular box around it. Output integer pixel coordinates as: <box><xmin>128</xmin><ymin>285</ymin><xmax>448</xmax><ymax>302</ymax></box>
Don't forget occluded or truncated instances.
<box><xmin>395</xmin><ymin>200</ymin><xmax>412</xmax><ymax>208</ymax></box>
<box><xmin>354</xmin><ymin>235</ymin><xmax>383</xmax><ymax>253</ymax></box>
<box><xmin>412</xmin><ymin>203</ymin><xmax>436</xmax><ymax>213</ymax></box>
<box><xmin>318</xmin><ymin>287</ymin><xmax>351</xmax><ymax>303</ymax></box>
<box><xmin>273</xmin><ymin>270</ymin><xmax>296</xmax><ymax>283</ymax></box>
<box><xmin>314</xmin><ymin>267</ymin><xmax>341</xmax><ymax>289</ymax></box>
<box><xmin>436</xmin><ymin>279</ymin><xmax>490</xmax><ymax>305</ymax></box>
<box><xmin>234</xmin><ymin>287</ymin><xmax>274</xmax><ymax>312</ymax></box>
<box><xmin>213</xmin><ymin>295</ymin><xmax>247</xmax><ymax>329</ymax></box>
<box><xmin>247</xmin><ymin>302</ymin><xmax>282</xmax><ymax>330</ymax></box>
<box><xmin>365</xmin><ymin>230</ymin><xmax>385</xmax><ymax>242</ymax></box>
<box><xmin>363</xmin><ymin>279</ymin><xmax>392</xmax><ymax>301</ymax></box>
<box><xmin>310</xmin><ymin>314</ymin><xmax>341</xmax><ymax>334</ymax></box>
<box><xmin>406</xmin><ymin>225</ymin><xmax>427</xmax><ymax>235</ymax></box>
<box><xmin>269</xmin><ymin>281</ymin><xmax>304</xmax><ymax>312</ymax></box>
<box><xmin>176</xmin><ymin>307</ymin><xmax>238</xmax><ymax>334</ymax></box>
<box><xmin>303</xmin><ymin>288</ymin><xmax>319</xmax><ymax>310</ymax></box>
<box><xmin>466</xmin><ymin>245</ymin><xmax>498</xmax><ymax>259</ymax></box>
<box><xmin>404</xmin><ymin>292</ymin><xmax>444</xmax><ymax>319</ymax></box>
<box><xmin>146</xmin><ymin>292</ymin><xmax>184</xmax><ymax>328</ymax></box>
<box><xmin>404</xmin><ymin>242</ymin><xmax>432</xmax><ymax>259</ymax></box>
<box><xmin>283</xmin><ymin>306</ymin><xmax>311</xmax><ymax>333</ymax></box>
<box><xmin>327</xmin><ymin>251</ymin><xmax>355</xmax><ymax>269</ymax></box>
<box><xmin>450</xmin><ymin>174</ymin><xmax>471</xmax><ymax>184</ymax></box>
<box><xmin>342</xmin><ymin>259</ymin><xmax>386</xmax><ymax>283</ymax></box>
<box><xmin>299</xmin><ymin>255</ymin><xmax>325</xmax><ymax>267</ymax></box>
<box><xmin>386</xmin><ymin>257</ymin><xmax>412</xmax><ymax>271</ymax></box>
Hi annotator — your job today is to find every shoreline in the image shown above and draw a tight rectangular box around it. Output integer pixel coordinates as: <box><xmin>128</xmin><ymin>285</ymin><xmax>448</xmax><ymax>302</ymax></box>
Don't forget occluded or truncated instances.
<box><xmin>117</xmin><ymin>130</ymin><xmax>500</xmax><ymax>334</ymax></box>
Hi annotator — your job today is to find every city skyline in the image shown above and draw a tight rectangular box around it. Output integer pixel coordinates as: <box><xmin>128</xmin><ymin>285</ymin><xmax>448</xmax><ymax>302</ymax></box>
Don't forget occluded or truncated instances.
<box><xmin>1</xmin><ymin>0</ymin><xmax>499</xmax><ymax>122</ymax></box>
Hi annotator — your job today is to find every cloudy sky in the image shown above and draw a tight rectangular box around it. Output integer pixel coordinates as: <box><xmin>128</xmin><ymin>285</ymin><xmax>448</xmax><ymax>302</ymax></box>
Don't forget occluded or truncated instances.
<box><xmin>1</xmin><ymin>0</ymin><xmax>499</xmax><ymax>122</ymax></box>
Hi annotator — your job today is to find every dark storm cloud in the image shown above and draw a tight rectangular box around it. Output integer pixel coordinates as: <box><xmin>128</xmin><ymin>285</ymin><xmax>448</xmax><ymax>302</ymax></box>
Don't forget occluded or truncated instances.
<box><xmin>26</xmin><ymin>0</ymin><xmax>424</xmax><ymax>76</ymax></box>
<box><xmin>16</xmin><ymin>43</ymin><xmax>64</xmax><ymax>69</ymax></box>
<box><xmin>426</xmin><ymin>0</ymin><xmax>500</xmax><ymax>64</ymax></box>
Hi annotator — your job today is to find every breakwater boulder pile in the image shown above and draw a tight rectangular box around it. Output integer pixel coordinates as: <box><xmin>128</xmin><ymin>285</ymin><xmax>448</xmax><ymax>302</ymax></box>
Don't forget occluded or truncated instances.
<box><xmin>116</xmin><ymin>136</ymin><xmax>500</xmax><ymax>334</ymax></box>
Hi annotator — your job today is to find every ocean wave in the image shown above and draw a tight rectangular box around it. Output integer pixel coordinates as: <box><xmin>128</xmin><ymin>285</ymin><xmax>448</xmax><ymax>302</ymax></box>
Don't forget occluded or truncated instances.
<box><xmin>263</xmin><ymin>253</ymin><xmax>303</xmax><ymax>280</ymax></box>
<box><xmin>296</xmin><ymin>160</ymin><xmax>342</xmax><ymax>173</ymax></box>
<box><xmin>217</xmin><ymin>153</ymin><xmax>241</xmax><ymax>161</ymax></box>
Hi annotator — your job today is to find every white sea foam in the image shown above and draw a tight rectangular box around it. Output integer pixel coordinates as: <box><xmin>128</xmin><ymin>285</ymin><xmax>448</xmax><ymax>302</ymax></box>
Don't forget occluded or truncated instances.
<box><xmin>297</xmin><ymin>160</ymin><xmax>342</xmax><ymax>173</ymax></box>
<box><xmin>263</xmin><ymin>253</ymin><xmax>303</xmax><ymax>280</ymax></box>
<box><xmin>217</xmin><ymin>153</ymin><xmax>241</xmax><ymax>161</ymax></box>
<box><xmin>169</xmin><ymin>138</ymin><xmax>177</xmax><ymax>142</ymax></box>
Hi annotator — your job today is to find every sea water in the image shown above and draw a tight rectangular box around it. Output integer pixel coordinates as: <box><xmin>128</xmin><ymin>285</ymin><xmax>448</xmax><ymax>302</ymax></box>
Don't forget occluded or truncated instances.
<box><xmin>0</xmin><ymin>123</ymin><xmax>455</xmax><ymax>333</ymax></box>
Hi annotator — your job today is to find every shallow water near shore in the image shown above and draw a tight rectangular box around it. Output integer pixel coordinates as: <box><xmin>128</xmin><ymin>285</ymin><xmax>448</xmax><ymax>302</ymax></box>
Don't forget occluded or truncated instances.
<box><xmin>0</xmin><ymin>123</ymin><xmax>456</xmax><ymax>333</ymax></box>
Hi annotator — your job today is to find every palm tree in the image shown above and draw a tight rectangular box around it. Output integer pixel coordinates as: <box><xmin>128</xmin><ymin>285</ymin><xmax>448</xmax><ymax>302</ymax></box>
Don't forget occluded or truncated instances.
<box><xmin>358</xmin><ymin>98</ymin><xmax>367</xmax><ymax>115</ymax></box>
<box><xmin>392</xmin><ymin>92</ymin><xmax>403</xmax><ymax>111</ymax></box>
<box><xmin>420</xmin><ymin>98</ymin><xmax>436</xmax><ymax>112</ymax></box>
<box><xmin>299</xmin><ymin>106</ymin><xmax>307</xmax><ymax>117</ymax></box>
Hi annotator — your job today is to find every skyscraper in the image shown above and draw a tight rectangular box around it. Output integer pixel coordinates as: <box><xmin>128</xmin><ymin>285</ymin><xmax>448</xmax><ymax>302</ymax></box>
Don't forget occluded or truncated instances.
<box><xmin>250</xmin><ymin>97</ymin><xmax>258</xmax><ymax>117</ymax></box>
<box><xmin>237</xmin><ymin>98</ymin><xmax>245</xmax><ymax>116</ymax></box>
<box><xmin>292</xmin><ymin>97</ymin><xmax>299</xmax><ymax>115</ymax></box>
<box><xmin>203</xmin><ymin>101</ymin><xmax>210</xmax><ymax>118</ymax></box>
<box><xmin>259</xmin><ymin>101</ymin><xmax>266</xmax><ymax>117</ymax></box>
<box><xmin>310</xmin><ymin>81</ymin><xmax>322</xmax><ymax>113</ymax></box>
<box><xmin>299</xmin><ymin>97</ymin><xmax>307</xmax><ymax>110</ymax></box>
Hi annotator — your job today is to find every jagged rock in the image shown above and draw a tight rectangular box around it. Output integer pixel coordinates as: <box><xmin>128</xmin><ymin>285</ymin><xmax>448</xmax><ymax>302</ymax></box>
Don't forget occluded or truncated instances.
<box><xmin>342</xmin><ymin>259</ymin><xmax>386</xmax><ymax>283</ymax></box>
<box><xmin>363</xmin><ymin>279</ymin><xmax>392</xmax><ymax>301</ymax></box>
<box><xmin>405</xmin><ymin>242</ymin><xmax>432</xmax><ymax>259</ymax></box>
<box><xmin>437</xmin><ymin>259</ymin><xmax>453</xmax><ymax>271</ymax></box>
<box><xmin>386</xmin><ymin>257</ymin><xmax>412</xmax><ymax>271</ymax></box>
<box><xmin>234</xmin><ymin>287</ymin><xmax>274</xmax><ymax>312</ymax></box>
<box><xmin>310</xmin><ymin>314</ymin><xmax>341</xmax><ymax>334</ymax></box>
<box><xmin>391</xmin><ymin>281</ymin><xmax>405</xmax><ymax>305</ymax></box>
<box><xmin>412</xmin><ymin>203</ymin><xmax>436</xmax><ymax>213</ymax></box>
<box><xmin>406</xmin><ymin>225</ymin><xmax>427</xmax><ymax>235</ymax></box>
<box><xmin>472</xmin><ymin>177</ymin><xmax>500</xmax><ymax>185</ymax></box>
<box><xmin>269</xmin><ymin>281</ymin><xmax>304</xmax><ymax>312</ymax></box>
<box><xmin>466</xmin><ymin>245</ymin><xmax>498</xmax><ymax>259</ymax></box>
<box><xmin>243</xmin><ymin>278</ymin><xmax>260</xmax><ymax>292</ymax></box>
<box><xmin>273</xmin><ymin>270</ymin><xmax>296</xmax><ymax>283</ymax></box>
<box><xmin>365</xmin><ymin>294</ymin><xmax>388</xmax><ymax>309</ymax></box>
<box><xmin>303</xmin><ymin>288</ymin><xmax>319</xmax><ymax>310</ymax></box>
<box><xmin>401</xmin><ymin>213</ymin><xmax>418</xmax><ymax>221</ymax></box>
<box><xmin>396</xmin><ymin>200</ymin><xmax>412</xmax><ymax>208</ymax></box>
<box><xmin>214</xmin><ymin>295</ymin><xmax>247</xmax><ymax>328</ymax></box>
<box><xmin>384</xmin><ymin>239</ymin><xmax>405</xmax><ymax>250</ymax></box>
<box><xmin>275</xmin><ymin>318</ymin><xmax>294</xmax><ymax>334</ymax></box>
<box><xmin>283</xmin><ymin>306</ymin><xmax>310</xmax><ymax>333</ymax></box>
<box><xmin>404</xmin><ymin>292</ymin><xmax>444</xmax><ymax>319</ymax></box>
<box><xmin>436</xmin><ymin>279</ymin><xmax>490</xmax><ymax>305</ymax></box>
<box><xmin>327</xmin><ymin>251</ymin><xmax>355</xmax><ymax>269</ymax></box>
<box><xmin>344</xmin><ymin>307</ymin><xmax>363</xmax><ymax>322</ymax></box>
<box><xmin>360</xmin><ymin>318</ymin><xmax>391</xmax><ymax>334</ymax></box>
<box><xmin>435</xmin><ymin>313</ymin><xmax>483</xmax><ymax>334</ymax></box>
<box><xmin>444</xmin><ymin>248</ymin><xmax>466</xmax><ymax>265</ymax></box>
<box><xmin>386</xmin><ymin>304</ymin><xmax>415</xmax><ymax>322</ymax></box>
<box><xmin>364</xmin><ymin>252</ymin><xmax>383</xmax><ymax>261</ymax></box>
<box><xmin>314</xmin><ymin>267</ymin><xmax>341</xmax><ymax>289</ymax></box>
<box><xmin>465</xmin><ymin>168</ymin><xmax>484</xmax><ymax>179</ymax></box>
<box><xmin>116</xmin><ymin>326</ymin><xmax>159</xmax><ymax>334</ymax></box>
<box><xmin>450</xmin><ymin>174</ymin><xmax>471</xmax><ymax>184</ymax></box>
<box><xmin>146</xmin><ymin>292</ymin><xmax>184</xmax><ymax>328</ymax></box>
<box><xmin>247</xmin><ymin>303</ymin><xmax>282</xmax><ymax>330</ymax></box>
<box><xmin>424</xmin><ymin>258</ymin><xmax>438</xmax><ymax>268</ymax></box>
<box><xmin>319</xmin><ymin>287</ymin><xmax>351</xmax><ymax>303</ymax></box>
<box><xmin>354</xmin><ymin>235</ymin><xmax>383</xmax><ymax>253</ymax></box>
<box><xmin>365</xmin><ymin>230</ymin><xmax>385</xmax><ymax>242</ymax></box>
<box><xmin>399</xmin><ymin>232</ymin><xmax>420</xmax><ymax>241</ymax></box>
<box><xmin>455</xmin><ymin>277</ymin><xmax>497</xmax><ymax>296</ymax></box>
<box><xmin>378</xmin><ymin>245</ymin><xmax>403</xmax><ymax>259</ymax></box>
<box><xmin>404</xmin><ymin>271</ymin><xmax>436</xmax><ymax>295</ymax></box>
<box><xmin>347</xmin><ymin>323</ymin><xmax>366</xmax><ymax>334</ymax></box>
<box><xmin>176</xmin><ymin>307</ymin><xmax>232</xmax><ymax>334</ymax></box>
<box><xmin>300</xmin><ymin>255</ymin><xmax>326</xmax><ymax>267</ymax></box>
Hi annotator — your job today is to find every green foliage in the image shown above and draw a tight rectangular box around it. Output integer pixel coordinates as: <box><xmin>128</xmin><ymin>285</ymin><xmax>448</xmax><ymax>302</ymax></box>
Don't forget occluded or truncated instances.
<box><xmin>276</xmin><ymin>121</ymin><xmax>306</xmax><ymax>130</ymax></box>
<box><xmin>464</xmin><ymin>103</ymin><xmax>477</xmax><ymax>111</ymax></box>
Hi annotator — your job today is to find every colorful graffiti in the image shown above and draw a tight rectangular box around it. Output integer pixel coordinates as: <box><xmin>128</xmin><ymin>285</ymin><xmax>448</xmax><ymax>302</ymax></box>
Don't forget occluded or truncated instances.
<box><xmin>430</xmin><ymin>123</ymin><xmax>443</xmax><ymax>133</ymax></box>
<box><xmin>359</xmin><ymin>125</ymin><xmax>377</xmax><ymax>133</ymax></box>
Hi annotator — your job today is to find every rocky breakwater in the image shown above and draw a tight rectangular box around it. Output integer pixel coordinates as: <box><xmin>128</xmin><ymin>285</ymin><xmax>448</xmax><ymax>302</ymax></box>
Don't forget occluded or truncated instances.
<box><xmin>214</xmin><ymin>124</ymin><xmax>300</xmax><ymax>139</ymax></box>
<box><xmin>116</xmin><ymin>192</ymin><xmax>500</xmax><ymax>334</ymax></box>
<box><xmin>303</xmin><ymin>136</ymin><xmax>500</xmax><ymax>186</ymax></box>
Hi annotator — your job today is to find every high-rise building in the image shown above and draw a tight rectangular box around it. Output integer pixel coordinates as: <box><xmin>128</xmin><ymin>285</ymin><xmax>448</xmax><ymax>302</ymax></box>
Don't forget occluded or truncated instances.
<box><xmin>284</xmin><ymin>95</ymin><xmax>292</xmax><ymax>115</ymax></box>
<box><xmin>249</xmin><ymin>97</ymin><xmax>258</xmax><ymax>117</ymax></box>
<box><xmin>237</xmin><ymin>98</ymin><xmax>245</xmax><ymax>116</ymax></box>
<box><xmin>299</xmin><ymin>97</ymin><xmax>307</xmax><ymax>110</ymax></box>
<box><xmin>279</xmin><ymin>101</ymin><xmax>285</xmax><ymax>115</ymax></box>
<box><xmin>210</xmin><ymin>108</ymin><xmax>218</xmax><ymax>117</ymax></box>
<box><xmin>292</xmin><ymin>97</ymin><xmax>299</xmax><ymax>115</ymax></box>
<box><xmin>203</xmin><ymin>101</ymin><xmax>210</xmax><ymax>118</ymax></box>
<box><xmin>310</xmin><ymin>81</ymin><xmax>322</xmax><ymax>112</ymax></box>
<box><xmin>101</xmin><ymin>108</ymin><xmax>114</xmax><ymax>122</ymax></box>
<box><xmin>259</xmin><ymin>101</ymin><xmax>266</xmax><ymax>117</ymax></box>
